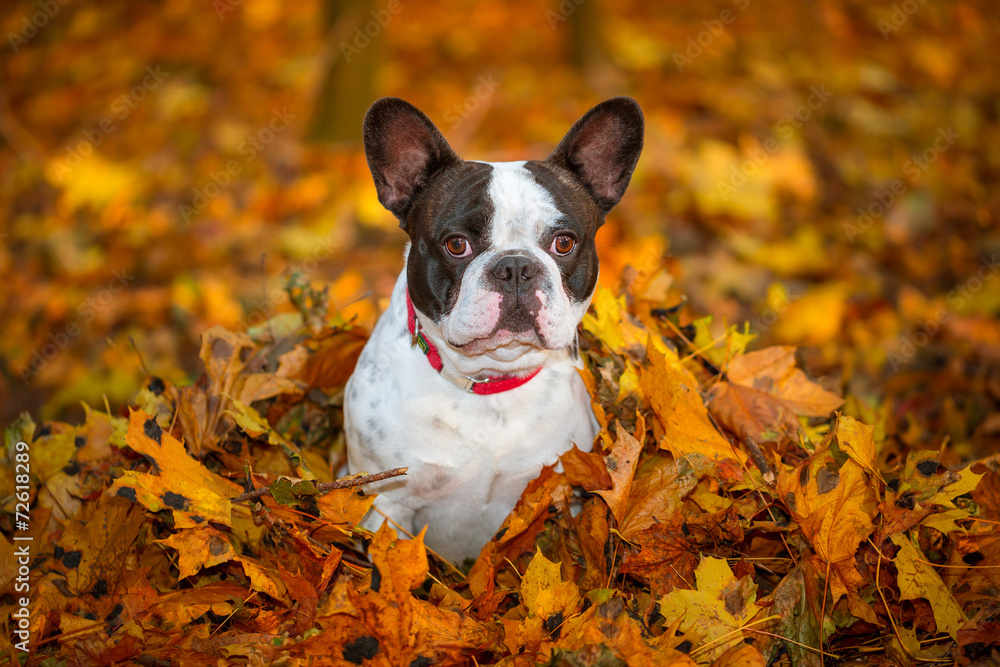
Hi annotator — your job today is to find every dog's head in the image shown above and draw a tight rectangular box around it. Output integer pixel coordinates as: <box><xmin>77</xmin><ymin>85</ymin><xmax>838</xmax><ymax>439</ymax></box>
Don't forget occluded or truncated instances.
<box><xmin>363</xmin><ymin>97</ymin><xmax>643</xmax><ymax>366</ymax></box>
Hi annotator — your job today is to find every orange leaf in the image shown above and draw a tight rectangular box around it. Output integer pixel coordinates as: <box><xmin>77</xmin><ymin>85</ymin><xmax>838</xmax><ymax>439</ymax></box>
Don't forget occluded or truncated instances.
<box><xmin>619</xmin><ymin>518</ymin><xmax>698</xmax><ymax>597</ymax></box>
<box><xmin>156</xmin><ymin>526</ymin><xmax>235</xmax><ymax>580</ymax></box>
<box><xmin>708</xmin><ymin>346</ymin><xmax>843</xmax><ymax>444</ymax></box>
<box><xmin>725</xmin><ymin>346</ymin><xmax>843</xmax><ymax>417</ymax></box>
<box><xmin>107</xmin><ymin>408</ymin><xmax>242</xmax><ymax>527</ymax></box>
<box><xmin>560</xmin><ymin>445</ymin><xmax>613</xmax><ymax>491</ymax></box>
<box><xmin>594</xmin><ymin>416</ymin><xmax>645</xmax><ymax>526</ymax></box>
<box><xmin>641</xmin><ymin>344</ymin><xmax>746</xmax><ymax>474</ymax></box>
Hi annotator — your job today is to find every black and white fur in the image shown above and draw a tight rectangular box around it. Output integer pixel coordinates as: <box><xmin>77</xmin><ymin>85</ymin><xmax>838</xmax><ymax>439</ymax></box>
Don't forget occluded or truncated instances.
<box><xmin>345</xmin><ymin>96</ymin><xmax>644</xmax><ymax>562</ymax></box>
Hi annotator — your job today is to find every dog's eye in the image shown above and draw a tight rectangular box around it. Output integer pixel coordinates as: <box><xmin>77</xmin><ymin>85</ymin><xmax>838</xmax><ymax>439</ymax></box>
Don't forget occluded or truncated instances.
<box><xmin>444</xmin><ymin>236</ymin><xmax>472</xmax><ymax>258</ymax></box>
<box><xmin>550</xmin><ymin>235</ymin><xmax>576</xmax><ymax>256</ymax></box>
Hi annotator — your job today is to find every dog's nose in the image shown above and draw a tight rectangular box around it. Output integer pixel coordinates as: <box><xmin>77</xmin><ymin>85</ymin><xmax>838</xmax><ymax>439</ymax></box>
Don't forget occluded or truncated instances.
<box><xmin>491</xmin><ymin>255</ymin><xmax>537</xmax><ymax>292</ymax></box>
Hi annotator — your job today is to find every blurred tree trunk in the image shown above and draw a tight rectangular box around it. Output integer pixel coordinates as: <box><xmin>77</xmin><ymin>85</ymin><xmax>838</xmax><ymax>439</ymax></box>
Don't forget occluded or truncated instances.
<box><xmin>307</xmin><ymin>0</ymin><xmax>381</xmax><ymax>145</ymax></box>
<box><xmin>568</xmin><ymin>0</ymin><xmax>608</xmax><ymax>72</ymax></box>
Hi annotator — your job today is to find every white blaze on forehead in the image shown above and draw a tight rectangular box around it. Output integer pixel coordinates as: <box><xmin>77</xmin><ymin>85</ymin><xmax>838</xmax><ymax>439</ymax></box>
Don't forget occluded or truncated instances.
<box><xmin>480</xmin><ymin>161</ymin><xmax>564</xmax><ymax>249</ymax></box>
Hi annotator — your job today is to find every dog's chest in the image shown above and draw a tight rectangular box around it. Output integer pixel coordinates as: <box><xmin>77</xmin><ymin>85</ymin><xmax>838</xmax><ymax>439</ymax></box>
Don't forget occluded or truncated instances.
<box><xmin>348</xmin><ymin>324</ymin><xmax>590</xmax><ymax>492</ymax></box>
<box><xmin>344</xmin><ymin>276</ymin><xmax>597</xmax><ymax>557</ymax></box>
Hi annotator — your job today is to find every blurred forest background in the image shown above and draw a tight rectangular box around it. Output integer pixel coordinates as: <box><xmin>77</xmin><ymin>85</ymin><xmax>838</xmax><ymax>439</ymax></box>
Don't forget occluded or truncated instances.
<box><xmin>1</xmin><ymin>0</ymin><xmax>998</xmax><ymax>458</ymax></box>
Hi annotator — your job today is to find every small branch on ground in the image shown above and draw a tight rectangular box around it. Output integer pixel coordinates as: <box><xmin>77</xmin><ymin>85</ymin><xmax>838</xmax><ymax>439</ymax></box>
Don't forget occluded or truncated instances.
<box><xmin>745</xmin><ymin>437</ymin><xmax>776</xmax><ymax>486</ymax></box>
<box><xmin>232</xmin><ymin>467</ymin><xmax>408</xmax><ymax>504</ymax></box>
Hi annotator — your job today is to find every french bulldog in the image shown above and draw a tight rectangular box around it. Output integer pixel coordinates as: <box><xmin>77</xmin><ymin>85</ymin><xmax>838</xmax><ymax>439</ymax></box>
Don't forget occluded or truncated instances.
<box><xmin>345</xmin><ymin>96</ymin><xmax>644</xmax><ymax>562</ymax></box>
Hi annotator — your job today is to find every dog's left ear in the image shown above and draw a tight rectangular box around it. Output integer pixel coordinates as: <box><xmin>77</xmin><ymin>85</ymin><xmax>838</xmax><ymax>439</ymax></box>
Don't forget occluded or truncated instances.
<box><xmin>363</xmin><ymin>97</ymin><xmax>460</xmax><ymax>227</ymax></box>
<box><xmin>548</xmin><ymin>97</ymin><xmax>644</xmax><ymax>215</ymax></box>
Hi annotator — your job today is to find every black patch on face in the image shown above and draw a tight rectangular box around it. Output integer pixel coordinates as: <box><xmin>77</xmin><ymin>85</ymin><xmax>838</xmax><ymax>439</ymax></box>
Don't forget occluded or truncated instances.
<box><xmin>524</xmin><ymin>160</ymin><xmax>603</xmax><ymax>303</ymax></box>
<box><xmin>405</xmin><ymin>161</ymin><xmax>494</xmax><ymax>322</ymax></box>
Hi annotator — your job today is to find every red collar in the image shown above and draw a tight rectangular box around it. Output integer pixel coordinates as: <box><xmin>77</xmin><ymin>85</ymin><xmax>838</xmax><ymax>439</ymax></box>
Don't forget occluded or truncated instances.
<box><xmin>405</xmin><ymin>291</ymin><xmax>541</xmax><ymax>395</ymax></box>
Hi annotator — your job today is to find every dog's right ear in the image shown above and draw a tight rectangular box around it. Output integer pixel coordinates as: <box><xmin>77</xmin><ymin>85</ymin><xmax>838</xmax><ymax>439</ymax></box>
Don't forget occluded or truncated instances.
<box><xmin>363</xmin><ymin>98</ymin><xmax>460</xmax><ymax>228</ymax></box>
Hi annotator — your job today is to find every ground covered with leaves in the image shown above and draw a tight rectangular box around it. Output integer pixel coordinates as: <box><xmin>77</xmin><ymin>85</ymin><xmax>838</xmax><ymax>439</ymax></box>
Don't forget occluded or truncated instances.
<box><xmin>2</xmin><ymin>271</ymin><xmax>999</xmax><ymax>666</ymax></box>
<box><xmin>2</xmin><ymin>0</ymin><xmax>1000</xmax><ymax>664</ymax></box>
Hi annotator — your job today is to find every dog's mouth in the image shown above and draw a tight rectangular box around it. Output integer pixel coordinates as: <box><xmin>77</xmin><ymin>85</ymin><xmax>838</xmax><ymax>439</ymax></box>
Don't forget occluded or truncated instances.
<box><xmin>448</xmin><ymin>328</ymin><xmax>548</xmax><ymax>359</ymax></box>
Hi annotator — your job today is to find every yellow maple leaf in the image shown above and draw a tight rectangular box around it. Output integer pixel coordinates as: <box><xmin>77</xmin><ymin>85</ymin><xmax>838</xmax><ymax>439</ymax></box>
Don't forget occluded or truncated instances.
<box><xmin>503</xmin><ymin>549</ymin><xmax>582</xmax><ymax>654</ymax></box>
<box><xmin>582</xmin><ymin>288</ymin><xmax>650</xmax><ymax>356</ymax></box>
<box><xmin>928</xmin><ymin>466</ymin><xmax>984</xmax><ymax>508</ymax></box>
<box><xmin>775</xmin><ymin>446</ymin><xmax>878</xmax><ymax>618</ymax></box>
<box><xmin>834</xmin><ymin>415</ymin><xmax>882</xmax><ymax>480</ymax></box>
<box><xmin>890</xmin><ymin>534</ymin><xmax>966</xmax><ymax>640</ymax></box>
<box><xmin>641</xmin><ymin>344</ymin><xmax>746</xmax><ymax>471</ymax></box>
<box><xmin>107</xmin><ymin>408</ymin><xmax>242</xmax><ymax>527</ymax></box>
<box><xmin>776</xmin><ymin>453</ymin><xmax>876</xmax><ymax>566</ymax></box>
<box><xmin>658</xmin><ymin>556</ymin><xmax>761</xmax><ymax>663</ymax></box>
<box><xmin>156</xmin><ymin>525</ymin><xmax>236</xmax><ymax>580</ymax></box>
<box><xmin>521</xmin><ymin>549</ymin><xmax>581</xmax><ymax>621</ymax></box>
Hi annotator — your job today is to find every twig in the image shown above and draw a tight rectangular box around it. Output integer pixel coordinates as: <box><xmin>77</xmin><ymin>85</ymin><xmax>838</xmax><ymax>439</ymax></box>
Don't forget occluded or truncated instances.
<box><xmin>129</xmin><ymin>335</ymin><xmax>152</xmax><ymax>376</ymax></box>
<box><xmin>688</xmin><ymin>615</ymin><xmax>781</xmax><ymax>658</ymax></box>
<box><xmin>744</xmin><ymin>436</ymin><xmax>776</xmax><ymax>485</ymax></box>
<box><xmin>821</xmin><ymin>559</ymin><xmax>831</xmax><ymax>667</ymax></box>
<box><xmin>232</xmin><ymin>467</ymin><xmax>407</xmax><ymax>504</ymax></box>
<box><xmin>868</xmin><ymin>536</ymin><xmax>910</xmax><ymax>658</ymax></box>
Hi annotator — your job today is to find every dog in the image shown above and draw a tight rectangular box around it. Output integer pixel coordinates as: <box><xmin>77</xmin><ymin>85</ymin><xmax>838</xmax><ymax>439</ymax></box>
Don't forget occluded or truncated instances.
<box><xmin>344</xmin><ymin>96</ymin><xmax>644</xmax><ymax>562</ymax></box>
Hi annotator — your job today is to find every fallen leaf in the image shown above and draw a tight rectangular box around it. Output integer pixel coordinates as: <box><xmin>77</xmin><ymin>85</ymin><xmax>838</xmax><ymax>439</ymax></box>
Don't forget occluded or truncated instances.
<box><xmin>157</xmin><ymin>525</ymin><xmax>236</xmax><ymax>580</ymax></box>
<box><xmin>594</xmin><ymin>416</ymin><xmax>645</xmax><ymax>526</ymax></box>
<box><xmin>107</xmin><ymin>408</ymin><xmax>242</xmax><ymax>527</ymax></box>
<box><xmin>641</xmin><ymin>344</ymin><xmax>746</xmax><ymax>475</ymax></box>
<box><xmin>890</xmin><ymin>534</ymin><xmax>967</xmax><ymax>640</ymax></box>
<box><xmin>708</xmin><ymin>346</ymin><xmax>843</xmax><ymax>444</ymax></box>
<box><xmin>658</xmin><ymin>556</ymin><xmax>761</xmax><ymax>663</ymax></box>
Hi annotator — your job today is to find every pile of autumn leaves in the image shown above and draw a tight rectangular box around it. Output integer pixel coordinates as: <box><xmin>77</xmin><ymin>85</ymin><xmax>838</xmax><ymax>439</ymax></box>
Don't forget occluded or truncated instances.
<box><xmin>3</xmin><ymin>276</ymin><xmax>998</xmax><ymax>666</ymax></box>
